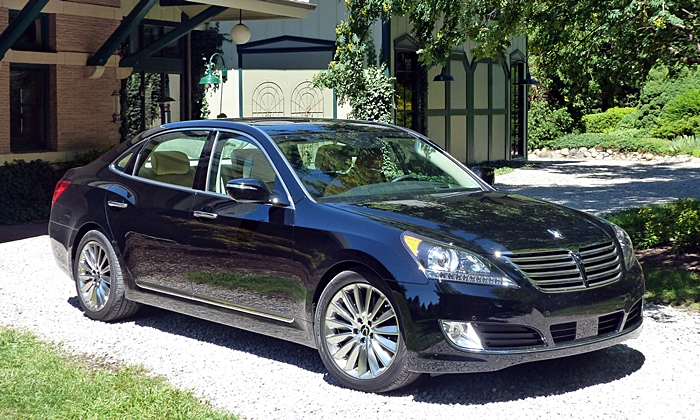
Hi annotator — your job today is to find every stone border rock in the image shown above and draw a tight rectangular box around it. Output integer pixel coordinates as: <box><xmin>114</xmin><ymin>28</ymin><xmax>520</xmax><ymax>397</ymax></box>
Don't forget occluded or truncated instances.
<box><xmin>530</xmin><ymin>147</ymin><xmax>700</xmax><ymax>164</ymax></box>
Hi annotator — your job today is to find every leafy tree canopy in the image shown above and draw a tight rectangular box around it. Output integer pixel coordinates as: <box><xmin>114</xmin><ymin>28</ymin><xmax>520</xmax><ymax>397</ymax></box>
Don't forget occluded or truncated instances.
<box><xmin>316</xmin><ymin>0</ymin><xmax>700</xmax><ymax>120</ymax></box>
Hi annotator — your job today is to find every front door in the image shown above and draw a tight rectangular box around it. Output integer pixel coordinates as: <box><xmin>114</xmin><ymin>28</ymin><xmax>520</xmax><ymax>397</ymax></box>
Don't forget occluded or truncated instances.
<box><xmin>187</xmin><ymin>131</ymin><xmax>302</xmax><ymax>323</ymax></box>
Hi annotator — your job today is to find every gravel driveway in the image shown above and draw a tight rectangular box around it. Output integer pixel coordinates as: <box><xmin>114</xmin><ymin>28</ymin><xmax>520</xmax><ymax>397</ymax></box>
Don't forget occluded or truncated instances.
<box><xmin>1</xmin><ymin>158</ymin><xmax>699</xmax><ymax>419</ymax></box>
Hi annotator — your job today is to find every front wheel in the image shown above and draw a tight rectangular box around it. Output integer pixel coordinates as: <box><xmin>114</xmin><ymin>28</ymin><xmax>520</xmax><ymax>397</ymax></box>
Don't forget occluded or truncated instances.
<box><xmin>314</xmin><ymin>270</ymin><xmax>420</xmax><ymax>392</ymax></box>
<box><xmin>73</xmin><ymin>230</ymin><xmax>140</xmax><ymax>321</ymax></box>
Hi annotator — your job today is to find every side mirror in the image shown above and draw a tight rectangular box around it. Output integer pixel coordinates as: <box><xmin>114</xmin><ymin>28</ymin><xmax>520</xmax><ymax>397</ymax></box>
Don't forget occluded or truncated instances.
<box><xmin>226</xmin><ymin>178</ymin><xmax>273</xmax><ymax>203</ymax></box>
<box><xmin>470</xmin><ymin>166</ymin><xmax>495</xmax><ymax>186</ymax></box>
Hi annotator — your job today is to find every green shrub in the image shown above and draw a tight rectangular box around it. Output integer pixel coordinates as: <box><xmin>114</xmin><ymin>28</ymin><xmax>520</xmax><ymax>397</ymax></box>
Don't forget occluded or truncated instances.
<box><xmin>622</xmin><ymin>64</ymin><xmax>700</xmax><ymax>130</ymax></box>
<box><xmin>662</xmin><ymin>88</ymin><xmax>700</xmax><ymax>121</ymax></box>
<box><xmin>0</xmin><ymin>160</ymin><xmax>62</xmax><ymax>224</ymax></box>
<box><xmin>539</xmin><ymin>130</ymin><xmax>673</xmax><ymax>154</ymax></box>
<box><xmin>668</xmin><ymin>135</ymin><xmax>700</xmax><ymax>155</ymax></box>
<box><xmin>693</xmin><ymin>149</ymin><xmax>700</xmax><ymax>157</ymax></box>
<box><xmin>606</xmin><ymin>198</ymin><xmax>700</xmax><ymax>252</ymax></box>
<box><xmin>528</xmin><ymin>101</ymin><xmax>574</xmax><ymax>149</ymax></box>
<box><xmin>652</xmin><ymin>116</ymin><xmax>700</xmax><ymax>139</ymax></box>
<box><xmin>582</xmin><ymin>107</ymin><xmax>636</xmax><ymax>133</ymax></box>
<box><xmin>0</xmin><ymin>149</ymin><xmax>110</xmax><ymax>225</ymax></box>
<box><xmin>650</xmin><ymin>88</ymin><xmax>700</xmax><ymax>138</ymax></box>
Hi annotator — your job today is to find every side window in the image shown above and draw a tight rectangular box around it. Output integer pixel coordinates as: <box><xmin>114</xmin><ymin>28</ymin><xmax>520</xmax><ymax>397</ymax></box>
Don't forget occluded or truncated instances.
<box><xmin>207</xmin><ymin>132</ymin><xmax>277</xmax><ymax>194</ymax></box>
<box><xmin>113</xmin><ymin>152</ymin><xmax>134</xmax><ymax>173</ymax></box>
<box><xmin>135</xmin><ymin>130</ymin><xmax>208</xmax><ymax>188</ymax></box>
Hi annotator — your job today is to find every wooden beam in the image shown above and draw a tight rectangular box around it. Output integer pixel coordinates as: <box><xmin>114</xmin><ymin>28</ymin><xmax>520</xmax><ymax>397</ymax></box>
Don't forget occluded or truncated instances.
<box><xmin>0</xmin><ymin>0</ymin><xmax>50</xmax><ymax>61</ymax></box>
<box><xmin>86</xmin><ymin>0</ymin><xmax>159</xmax><ymax>67</ymax></box>
<box><xmin>119</xmin><ymin>6</ymin><xmax>226</xmax><ymax>68</ymax></box>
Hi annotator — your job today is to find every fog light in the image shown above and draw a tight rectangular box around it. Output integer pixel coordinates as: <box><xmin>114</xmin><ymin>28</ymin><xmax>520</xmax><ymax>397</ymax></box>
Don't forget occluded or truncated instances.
<box><xmin>440</xmin><ymin>320</ymin><xmax>484</xmax><ymax>350</ymax></box>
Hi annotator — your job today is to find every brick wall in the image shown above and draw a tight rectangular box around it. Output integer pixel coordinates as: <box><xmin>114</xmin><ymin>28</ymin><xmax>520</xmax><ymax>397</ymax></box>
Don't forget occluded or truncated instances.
<box><xmin>0</xmin><ymin>8</ymin><xmax>9</xmax><ymax>154</ymax></box>
<box><xmin>55</xmin><ymin>15</ymin><xmax>120</xmax><ymax>54</ymax></box>
<box><xmin>54</xmin><ymin>65</ymin><xmax>121</xmax><ymax>150</ymax></box>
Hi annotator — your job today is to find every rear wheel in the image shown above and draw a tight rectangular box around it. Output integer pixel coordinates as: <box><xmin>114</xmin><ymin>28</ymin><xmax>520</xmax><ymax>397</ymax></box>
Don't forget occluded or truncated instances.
<box><xmin>315</xmin><ymin>270</ymin><xmax>420</xmax><ymax>392</ymax></box>
<box><xmin>73</xmin><ymin>230</ymin><xmax>139</xmax><ymax>321</ymax></box>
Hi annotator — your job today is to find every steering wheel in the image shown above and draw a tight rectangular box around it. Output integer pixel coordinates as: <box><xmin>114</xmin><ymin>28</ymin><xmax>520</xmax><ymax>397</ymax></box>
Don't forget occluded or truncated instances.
<box><xmin>391</xmin><ymin>174</ymin><xmax>420</xmax><ymax>182</ymax></box>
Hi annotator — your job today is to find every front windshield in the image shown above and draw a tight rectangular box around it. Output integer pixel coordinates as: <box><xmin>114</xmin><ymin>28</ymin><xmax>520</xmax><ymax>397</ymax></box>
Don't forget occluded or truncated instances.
<box><xmin>270</xmin><ymin>127</ymin><xmax>483</xmax><ymax>202</ymax></box>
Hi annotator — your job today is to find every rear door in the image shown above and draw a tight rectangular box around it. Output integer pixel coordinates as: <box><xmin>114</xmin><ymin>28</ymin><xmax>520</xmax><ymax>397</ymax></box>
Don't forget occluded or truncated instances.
<box><xmin>106</xmin><ymin>129</ymin><xmax>210</xmax><ymax>294</ymax></box>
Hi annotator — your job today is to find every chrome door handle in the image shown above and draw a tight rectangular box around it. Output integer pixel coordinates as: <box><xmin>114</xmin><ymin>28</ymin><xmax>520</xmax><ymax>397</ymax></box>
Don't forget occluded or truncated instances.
<box><xmin>193</xmin><ymin>210</ymin><xmax>217</xmax><ymax>220</ymax></box>
<box><xmin>107</xmin><ymin>201</ymin><xmax>128</xmax><ymax>209</ymax></box>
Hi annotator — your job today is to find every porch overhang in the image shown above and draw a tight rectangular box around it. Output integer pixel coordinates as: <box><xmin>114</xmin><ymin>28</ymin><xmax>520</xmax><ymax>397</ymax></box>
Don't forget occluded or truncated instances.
<box><xmin>160</xmin><ymin>0</ymin><xmax>316</xmax><ymax>21</ymax></box>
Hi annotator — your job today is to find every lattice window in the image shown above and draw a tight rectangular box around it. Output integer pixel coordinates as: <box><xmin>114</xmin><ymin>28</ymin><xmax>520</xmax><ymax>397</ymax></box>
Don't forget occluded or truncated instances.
<box><xmin>290</xmin><ymin>81</ymin><xmax>324</xmax><ymax>117</ymax></box>
<box><xmin>251</xmin><ymin>82</ymin><xmax>284</xmax><ymax>116</ymax></box>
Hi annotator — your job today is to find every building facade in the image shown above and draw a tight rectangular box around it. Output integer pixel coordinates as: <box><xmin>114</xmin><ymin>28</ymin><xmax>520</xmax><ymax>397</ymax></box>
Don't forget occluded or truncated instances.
<box><xmin>215</xmin><ymin>1</ymin><xmax>530</xmax><ymax>164</ymax></box>
<box><xmin>0</xmin><ymin>0</ymin><xmax>314</xmax><ymax>164</ymax></box>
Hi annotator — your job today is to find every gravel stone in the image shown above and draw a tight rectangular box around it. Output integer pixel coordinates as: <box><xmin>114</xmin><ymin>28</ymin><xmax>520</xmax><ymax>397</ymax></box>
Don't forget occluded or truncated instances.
<box><xmin>1</xmin><ymin>158</ymin><xmax>699</xmax><ymax>419</ymax></box>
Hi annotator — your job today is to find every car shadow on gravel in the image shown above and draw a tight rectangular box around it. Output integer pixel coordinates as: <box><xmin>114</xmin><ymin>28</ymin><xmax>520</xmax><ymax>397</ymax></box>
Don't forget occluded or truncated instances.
<box><xmin>66</xmin><ymin>297</ymin><xmax>645</xmax><ymax>403</ymax></box>
<box><xmin>391</xmin><ymin>344</ymin><xmax>645</xmax><ymax>404</ymax></box>
<box><xmin>132</xmin><ymin>306</ymin><xmax>327</xmax><ymax>374</ymax></box>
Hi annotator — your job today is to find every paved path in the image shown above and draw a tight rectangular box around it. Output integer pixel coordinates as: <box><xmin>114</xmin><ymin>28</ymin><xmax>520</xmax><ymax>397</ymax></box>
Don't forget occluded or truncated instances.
<box><xmin>495</xmin><ymin>158</ymin><xmax>700</xmax><ymax>215</ymax></box>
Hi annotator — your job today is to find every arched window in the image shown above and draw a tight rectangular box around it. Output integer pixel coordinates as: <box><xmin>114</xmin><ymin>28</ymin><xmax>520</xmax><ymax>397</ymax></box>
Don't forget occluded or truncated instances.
<box><xmin>290</xmin><ymin>81</ymin><xmax>324</xmax><ymax>117</ymax></box>
<box><xmin>251</xmin><ymin>82</ymin><xmax>284</xmax><ymax>116</ymax></box>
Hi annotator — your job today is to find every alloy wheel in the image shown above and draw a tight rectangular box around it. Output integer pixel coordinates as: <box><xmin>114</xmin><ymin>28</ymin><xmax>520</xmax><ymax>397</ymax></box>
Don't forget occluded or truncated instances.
<box><xmin>323</xmin><ymin>283</ymin><xmax>400</xmax><ymax>379</ymax></box>
<box><xmin>77</xmin><ymin>241</ymin><xmax>112</xmax><ymax>312</ymax></box>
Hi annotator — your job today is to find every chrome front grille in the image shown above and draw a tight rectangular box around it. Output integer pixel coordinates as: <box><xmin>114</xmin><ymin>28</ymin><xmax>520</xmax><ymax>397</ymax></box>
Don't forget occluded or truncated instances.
<box><xmin>504</xmin><ymin>241</ymin><xmax>622</xmax><ymax>292</ymax></box>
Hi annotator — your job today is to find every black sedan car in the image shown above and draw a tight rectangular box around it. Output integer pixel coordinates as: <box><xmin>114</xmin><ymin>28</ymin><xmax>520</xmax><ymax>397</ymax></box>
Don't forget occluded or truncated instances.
<box><xmin>50</xmin><ymin>119</ymin><xmax>644</xmax><ymax>392</ymax></box>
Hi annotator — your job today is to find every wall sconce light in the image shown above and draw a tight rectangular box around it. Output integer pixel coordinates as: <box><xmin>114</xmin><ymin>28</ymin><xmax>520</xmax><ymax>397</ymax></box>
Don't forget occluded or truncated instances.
<box><xmin>519</xmin><ymin>74</ymin><xmax>539</xmax><ymax>85</ymax></box>
<box><xmin>199</xmin><ymin>52</ymin><xmax>228</xmax><ymax>85</ymax></box>
<box><xmin>230</xmin><ymin>10</ymin><xmax>251</xmax><ymax>44</ymax></box>
<box><xmin>156</xmin><ymin>95</ymin><xmax>175</xmax><ymax>124</ymax></box>
<box><xmin>111</xmin><ymin>90</ymin><xmax>121</xmax><ymax>123</ymax></box>
<box><xmin>433</xmin><ymin>67</ymin><xmax>454</xmax><ymax>82</ymax></box>
<box><xmin>199</xmin><ymin>53</ymin><xmax>228</xmax><ymax>117</ymax></box>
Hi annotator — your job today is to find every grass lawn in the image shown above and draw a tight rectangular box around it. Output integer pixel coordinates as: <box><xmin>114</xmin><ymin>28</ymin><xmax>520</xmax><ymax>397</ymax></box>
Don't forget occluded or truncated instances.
<box><xmin>0</xmin><ymin>328</ymin><xmax>238</xmax><ymax>420</ymax></box>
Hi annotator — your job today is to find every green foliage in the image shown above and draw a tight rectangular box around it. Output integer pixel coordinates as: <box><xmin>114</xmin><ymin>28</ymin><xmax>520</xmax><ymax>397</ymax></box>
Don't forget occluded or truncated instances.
<box><xmin>622</xmin><ymin>64</ymin><xmax>700</xmax><ymax>130</ymax></box>
<box><xmin>582</xmin><ymin>107</ymin><xmax>636</xmax><ymax>134</ymax></box>
<box><xmin>0</xmin><ymin>160</ymin><xmax>61</xmax><ymax>224</ymax></box>
<box><xmin>643</xmin><ymin>269</ymin><xmax>700</xmax><ymax>310</ymax></box>
<box><xmin>0</xmin><ymin>329</ymin><xmax>238</xmax><ymax>419</ymax></box>
<box><xmin>541</xmin><ymin>131</ymin><xmax>673</xmax><ymax>154</ymax></box>
<box><xmin>624</xmin><ymin>1</ymin><xmax>700</xmax><ymax>66</ymax></box>
<box><xmin>668</xmin><ymin>135</ymin><xmax>700</xmax><ymax>154</ymax></box>
<box><xmin>527</xmin><ymin>101</ymin><xmax>574</xmax><ymax>149</ymax></box>
<box><xmin>606</xmin><ymin>198</ymin><xmax>700</xmax><ymax>252</ymax></box>
<box><xmin>0</xmin><ymin>149</ymin><xmax>111</xmax><ymax>225</ymax></box>
<box><xmin>314</xmin><ymin>1</ymin><xmax>394</xmax><ymax>122</ymax></box>
<box><xmin>652</xmin><ymin>116</ymin><xmax>700</xmax><ymax>139</ymax></box>
<box><xmin>123</xmin><ymin>73</ymin><xmax>162</xmax><ymax>141</ymax></box>
<box><xmin>191</xmin><ymin>24</ymin><xmax>228</xmax><ymax>120</ymax></box>
<box><xmin>650</xmin><ymin>87</ymin><xmax>700</xmax><ymax>138</ymax></box>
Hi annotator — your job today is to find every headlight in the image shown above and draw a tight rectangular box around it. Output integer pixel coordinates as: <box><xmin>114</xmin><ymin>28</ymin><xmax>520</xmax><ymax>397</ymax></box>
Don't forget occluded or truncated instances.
<box><xmin>402</xmin><ymin>233</ymin><xmax>518</xmax><ymax>287</ymax></box>
<box><xmin>610</xmin><ymin>223</ymin><xmax>636</xmax><ymax>270</ymax></box>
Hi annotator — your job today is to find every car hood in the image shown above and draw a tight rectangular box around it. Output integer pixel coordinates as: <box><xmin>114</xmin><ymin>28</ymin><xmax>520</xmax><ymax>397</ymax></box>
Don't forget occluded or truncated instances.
<box><xmin>328</xmin><ymin>191</ymin><xmax>613</xmax><ymax>255</ymax></box>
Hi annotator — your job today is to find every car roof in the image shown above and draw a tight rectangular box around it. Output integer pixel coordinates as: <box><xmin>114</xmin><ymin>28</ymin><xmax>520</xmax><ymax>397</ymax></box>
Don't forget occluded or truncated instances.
<box><xmin>160</xmin><ymin>118</ymin><xmax>404</xmax><ymax>137</ymax></box>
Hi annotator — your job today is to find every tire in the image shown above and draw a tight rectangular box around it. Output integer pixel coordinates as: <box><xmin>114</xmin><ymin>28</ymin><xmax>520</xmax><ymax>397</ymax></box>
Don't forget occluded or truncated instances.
<box><xmin>314</xmin><ymin>270</ymin><xmax>420</xmax><ymax>392</ymax></box>
<box><xmin>73</xmin><ymin>230</ymin><xmax>140</xmax><ymax>321</ymax></box>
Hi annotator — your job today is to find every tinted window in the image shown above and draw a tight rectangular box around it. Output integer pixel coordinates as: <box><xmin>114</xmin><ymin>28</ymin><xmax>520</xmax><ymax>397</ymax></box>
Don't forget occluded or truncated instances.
<box><xmin>271</xmin><ymin>130</ymin><xmax>482</xmax><ymax>201</ymax></box>
<box><xmin>135</xmin><ymin>131</ymin><xmax>208</xmax><ymax>188</ymax></box>
<box><xmin>207</xmin><ymin>132</ymin><xmax>278</xmax><ymax>194</ymax></box>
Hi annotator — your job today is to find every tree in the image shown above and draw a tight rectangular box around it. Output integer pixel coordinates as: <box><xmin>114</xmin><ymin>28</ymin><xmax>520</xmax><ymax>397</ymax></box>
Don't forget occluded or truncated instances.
<box><xmin>317</xmin><ymin>1</ymin><xmax>700</xmax><ymax>122</ymax></box>
<box><xmin>625</xmin><ymin>1</ymin><xmax>700</xmax><ymax>65</ymax></box>
<box><xmin>315</xmin><ymin>0</ymin><xmax>531</xmax><ymax>121</ymax></box>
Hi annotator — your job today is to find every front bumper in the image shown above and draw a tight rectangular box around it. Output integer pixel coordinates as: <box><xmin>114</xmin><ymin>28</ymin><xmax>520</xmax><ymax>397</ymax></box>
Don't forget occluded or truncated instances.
<box><xmin>399</xmin><ymin>260</ymin><xmax>645</xmax><ymax>374</ymax></box>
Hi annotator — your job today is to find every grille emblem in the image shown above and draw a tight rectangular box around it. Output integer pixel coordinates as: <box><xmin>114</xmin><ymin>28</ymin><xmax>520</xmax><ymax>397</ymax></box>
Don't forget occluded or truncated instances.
<box><xmin>547</xmin><ymin>229</ymin><xmax>565</xmax><ymax>239</ymax></box>
<box><xmin>570</xmin><ymin>251</ymin><xmax>589</xmax><ymax>287</ymax></box>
